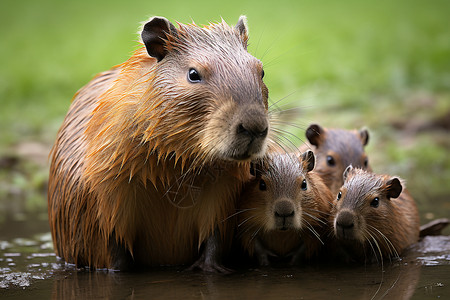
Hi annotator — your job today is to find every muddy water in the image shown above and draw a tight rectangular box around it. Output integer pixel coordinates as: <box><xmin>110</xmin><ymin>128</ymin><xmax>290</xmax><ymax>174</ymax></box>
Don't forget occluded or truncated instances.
<box><xmin>0</xmin><ymin>211</ymin><xmax>449</xmax><ymax>299</ymax></box>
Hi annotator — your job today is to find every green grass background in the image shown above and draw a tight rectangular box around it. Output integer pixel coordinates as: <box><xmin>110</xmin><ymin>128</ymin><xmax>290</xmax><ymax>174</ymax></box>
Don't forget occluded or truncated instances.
<box><xmin>0</xmin><ymin>0</ymin><xmax>449</xmax><ymax>224</ymax></box>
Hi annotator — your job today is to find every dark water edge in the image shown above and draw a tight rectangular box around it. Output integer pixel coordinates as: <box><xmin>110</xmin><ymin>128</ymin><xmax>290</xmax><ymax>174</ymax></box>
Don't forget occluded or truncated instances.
<box><xmin>0</xmin><ymin>214</ymin><xmax>449</xmax><ymax>300</ymax></box>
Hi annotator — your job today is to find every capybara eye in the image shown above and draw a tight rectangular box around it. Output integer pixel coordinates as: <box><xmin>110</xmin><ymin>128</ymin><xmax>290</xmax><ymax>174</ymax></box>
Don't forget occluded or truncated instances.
<box><xmin>364</xmin><ymin>157</ymin><xmax>369</xmax><ymax>168</ymax></box>
<box><xmin>326</xmin><ymin>155</ymin><xmax>335</xmax><ymax>166</ymax></box>
<box><xmin>188</xmin><ymin>68</ymin><xmax>202</xmax><ymax>83</ymax></box>
<box><xmin>301</xmin><ymin>179</ymin><xmax>307</xmax><ymax>190</ymax></box>
<box><xmin>337</xmin><ymin>191</ymin><xmax>342</xmax><ymax>201</ymax></box>
<box><xmin>259</xmin><ymin>179</ymin><xmax>267</xmax><ymax>191</ymax></box>
<box><xmin>370</xmin><ymin>197</ymin><xmax>379</xmax><ymax>208</ymax></box>
<box><xmin>261</xmin><ymin>69</ymin><xmax>265</xmax><ymax>79</ymax></box>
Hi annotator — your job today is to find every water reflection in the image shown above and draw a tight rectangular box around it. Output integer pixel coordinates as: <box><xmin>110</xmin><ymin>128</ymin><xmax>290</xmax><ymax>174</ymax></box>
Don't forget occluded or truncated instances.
<box><xmin>47</xmin><ymin>262</ymin><xmax>422</xmax><ymax>299</ymax></box>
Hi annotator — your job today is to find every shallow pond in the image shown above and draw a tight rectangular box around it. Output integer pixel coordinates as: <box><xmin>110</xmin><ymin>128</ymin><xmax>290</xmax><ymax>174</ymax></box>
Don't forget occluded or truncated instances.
<box><xmin>0</xmin><ymin>210</ymin><xmax>449</xmax><ymax>299</ymax></box>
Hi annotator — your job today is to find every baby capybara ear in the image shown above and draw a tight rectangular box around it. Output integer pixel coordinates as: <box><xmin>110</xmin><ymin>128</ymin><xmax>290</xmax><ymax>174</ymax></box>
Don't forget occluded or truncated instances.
<box><xmin>386</xmin><ymin>177</ymin><xmax>402</xmax><ymax>199</ymax></box>
<box><xmin>359</xmin><ymin>128</ymin><xmax>370</xmax><ymax>146</ymax></box>
<box><xmin>141</xmin><ymin>16</ymin><xmax>177</xmax><ymax>62</ymax></box>
<box><xmin>343</xmin><ymin>165</ymin><xmax>354</xmax><ymax>182</ymax></box>
<box><xmin>301</xmin><ymin>150</ymin><xmax>315</xmax><ymax>173</ymax></box>
<box><xmin>306</xmin><ymin>124</ymin><xmax>324</xmax><ymax>147</ymax></box>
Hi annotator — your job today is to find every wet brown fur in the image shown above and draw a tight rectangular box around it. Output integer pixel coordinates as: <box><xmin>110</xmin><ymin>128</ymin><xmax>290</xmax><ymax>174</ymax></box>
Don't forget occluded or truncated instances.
<box><xmin>300</xmin><ymin>124</ymin><xmax>370</xmax><ymax>195</ymax></box>
<box><xmin>48</xmin><ymin>17</ymin><xmax>272</xmax><ymax>269</ymax></box>
<box><xmin>330</xmin><ymin>167</ymin><xmax>420</xmax><ymax>262</ymax></box>
<box><xmin>238</xmin><ymin>152</ymin><xmax>333</xmax><ymax>264</ymax></box>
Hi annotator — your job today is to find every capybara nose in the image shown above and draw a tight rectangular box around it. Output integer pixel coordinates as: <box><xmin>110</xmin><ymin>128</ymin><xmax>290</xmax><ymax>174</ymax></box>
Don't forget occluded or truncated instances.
<box><xmin>236</xmin><ymin>107</ymin><xmax>268</xmax><ymax>139</ymax></box>
<box><xmin>335</xmin><ymin>211</ymin><xmax>357</xmax><ymax>240</ymax></box>
<box><xmin>336</xmin><ymin>211</ymin><xmax>355</xmax><ymax>229</ymax></box>
<box><xmin>274</xmin><ymin>200</ymin><xmax>295</xmax><ymax>219</ymax></box>
<box><xmin>236</xmin><ymin>123</ymin><xmax>268</xmax><ymax>140</ymax></box>
<box><xmin>337</xmin><ymin>220</ymin><xmax>354</xmax><ymax>229</ymax></box>
<box><xmin>274</xmin><ymin>200</ymin><xmax>295</xmax><ymax>230</ymax></box>
<box><xmin>236</xmin><ymin>107</ymin><xmax>268</xmax><ymax>140</ymax></box>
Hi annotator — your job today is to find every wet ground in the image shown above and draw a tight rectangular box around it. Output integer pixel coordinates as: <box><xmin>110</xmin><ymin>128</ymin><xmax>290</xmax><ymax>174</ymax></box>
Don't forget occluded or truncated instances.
<box><xmin>0</xmin><ymin>211</ymin><xmax>449</xmax><ymax>300</ymax></box>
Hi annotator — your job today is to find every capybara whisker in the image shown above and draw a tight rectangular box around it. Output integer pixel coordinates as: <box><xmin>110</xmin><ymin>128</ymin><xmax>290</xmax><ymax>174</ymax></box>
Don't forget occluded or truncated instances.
<box><xmin>270</xmin><ymin>127</ymin><xmax>305</xmax><ymax>148</ymax></box>
<box><xmin>222</xmin><ymin>208</ymin><xmax>257</xmax><ymax>223</ymax></box>
<box><xmin>304</xmin><ymin>222</ymin><xmax>324</xmax><ymax>245</ymax></box>
<box><xmin>238</xmin><ymin>215</ymin><xmax>257</xmax><ymax>228</ymax></box>
<box><xmin>369</xmin><ymin>225</ymin><xmax>400</xmax><ymax>260</ymax></box>
<box><xmin>303</xmin><ymin>211</ymin><xmax>327</xmax><ymax>225</ymax></box>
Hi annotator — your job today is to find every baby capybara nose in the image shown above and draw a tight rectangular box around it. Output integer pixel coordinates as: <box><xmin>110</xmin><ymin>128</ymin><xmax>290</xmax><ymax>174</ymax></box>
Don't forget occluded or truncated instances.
<box><xmin>274</xmin><ymin>200</ymin><xmax>295</xmax><ymax>219</ymax></box>
<box><xmin>336</xmin><ymin>211</ymin><xmax>355</xmax><ymax>229</ymax></box>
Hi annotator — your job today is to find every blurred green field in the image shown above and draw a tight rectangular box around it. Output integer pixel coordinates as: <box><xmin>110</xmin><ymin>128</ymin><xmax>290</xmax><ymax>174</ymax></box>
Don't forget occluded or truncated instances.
<box><xmin>0</xmin><ymin>0</ymin><xmax>449</xmax><ymax>223</ymax></box>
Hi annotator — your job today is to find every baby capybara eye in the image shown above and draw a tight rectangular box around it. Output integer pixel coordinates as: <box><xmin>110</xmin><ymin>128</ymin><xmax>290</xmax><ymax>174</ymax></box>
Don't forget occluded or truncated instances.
<box><xmin>301</xmin><ymin>179</ymin><xmax>307</xmax><ymax>190</ymax></box>
<box><xmin>326</xmin><ymin>155</ymin><xmax>335</xmax><ymax>166</ymax></box>
<box><xmin>259</xmin><ymin>179</ymin><xmax>267</xmax><ymax>191</ymax></box>
<box><xmin>370</xmin><ymin>197</ymin><xmax>380</xmax><ymax>208</ymax></box>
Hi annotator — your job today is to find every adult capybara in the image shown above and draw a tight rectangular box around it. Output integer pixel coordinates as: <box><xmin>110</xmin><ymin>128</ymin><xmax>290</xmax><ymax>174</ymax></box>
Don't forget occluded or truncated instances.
<box><xmin>48</xmin><ymin>16</ymin><xmax>272</xmax><ymax>271</ymax></box>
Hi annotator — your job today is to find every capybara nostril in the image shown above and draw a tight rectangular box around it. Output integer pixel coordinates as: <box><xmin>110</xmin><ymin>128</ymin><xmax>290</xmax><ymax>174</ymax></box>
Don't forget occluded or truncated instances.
<box><xmin>337</xmin><ymin>221</ymin><xmax>354</xmax><ymax>229</ymax></box>
<box><xmin>236</xmin><ymin>123</ymin><xmax>268</xmax><ymax>139</ymax></box>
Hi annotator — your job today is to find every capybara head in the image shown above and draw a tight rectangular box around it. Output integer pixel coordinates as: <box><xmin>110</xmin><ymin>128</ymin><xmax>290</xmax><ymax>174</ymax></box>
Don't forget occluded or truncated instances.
<box><xmin>138</xmin><ymin>16</ymin><xmax>269</xmax><ymax>162</ymax></box>
<box><xmin>331</xmin><ymin>166</ymin><xmax>418</xmax><ymax>259</ymax></box>
<box><xmin>306</xmin><ymin>123</ymin><xmax>370</xmax><ymax>194</ymax></box>
<box><xmin>239</xmin><ymin>151</ymin><xmax>319</xmax><ymax>232</ymax></box>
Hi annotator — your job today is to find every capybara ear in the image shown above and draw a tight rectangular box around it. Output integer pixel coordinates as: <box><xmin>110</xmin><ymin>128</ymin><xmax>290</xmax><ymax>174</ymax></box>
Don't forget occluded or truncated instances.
<box><xmin>306</xmin><ymin>124</ymin><xmax>323</xmax><ymax>147</ymax></box>
<box><xmin>141</xmin><ymin>16</ymin><xmax>177</xmax><ymax>62</ymax></box>
<box><xmin>235</xmin><ymin>15</ymin><xmax>248</xmax><ymax>37</ymax></box>
<box><xmin>359</xmin><ymin>128</ymin><xmax>370</xmax><ymax>146</ymax></box>
<box><xmin>386</xmin><ymin>177</ymin><xmax>402</xmax><ymax>199</ymax></box>
<box><xmin>235</xmin><ymin>16</ymin><xmax>249</xmax><ymax>48</ymax></box>
<box><xmin>343</xmin><ymin>165</ymin><xmax>354</xmax><ymax>182</ymax></box>
<box><xmin>301</xmin><ymin>150</ymin><xmax>315</xmax><ymax>173</ymax></box>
